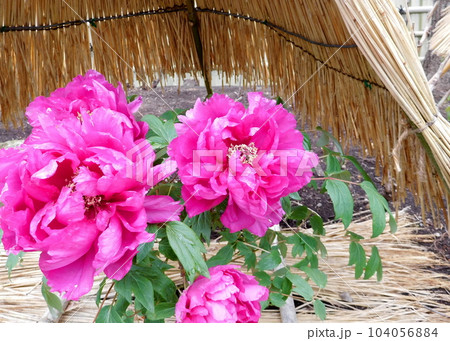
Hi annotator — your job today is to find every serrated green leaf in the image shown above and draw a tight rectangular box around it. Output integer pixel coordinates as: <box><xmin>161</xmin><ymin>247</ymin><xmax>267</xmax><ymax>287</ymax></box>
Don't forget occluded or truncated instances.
<box><xmin>166</xmin><ymin>221</ymin><xmax>209</xmax><ymax>282</ymax></box>
<box><xmin>257</xmin><ymin>248</ymin><xmax>282</xmax><ymax>271</ymax></box>
<box><xmin>96</xmin><ymin>305</ymin><xmax>123</xmax><ymax>323</ymax></box>
<box><xmin>300</xmin><ymin>267</ymin><xmax>327</xmax><ymax>288</ymax></box>
<box><xmin>41</xmin><ymin>277</ymin><xmax>63</xmax><ymax>312</ymax></box>
<box><xmin>314</xmin><ymin>299</ymin><xmax>327</xmax><ymax>320</ymax></box>
<box><xmin>269</xmin><ymin>292</ymin><xmax>287</xmax><ymax>307</ymax></box>
<box><xmin>324</xmin><ymin>179</ymin><xmax>354</xmax><ymax>228</ymax></box>
<box><xmin>149</xmin><ymin>302</ymin><xmax>175</xmax><ymax>320</ymax></box>
<box><xmin>364</xmin><ymin>246</ymin><xmax>382</xmax><ymax>280</ymax></box>
<box><xmin>206</xmin><ymin>244</ymin><xmax>234</xmax><ymax>267</ymax></box>
<box><xmin>136</xmin><ymin>241</ymin><xmax>155</xmax><ymax>264</ymax></box>
<box><xmin>114</xmin><ymin>276</ymin><xmax>133</xmax><ymax>303</ymax></box>
<box><xmin>348</xmin><ymin>242</ymin><xmax>366</xmax><ymax>279</ymax></box>
<box><xmin>360</xmin><ymin>181</ymin><xmax>396</xmax><ymax>237</ymax></box>
<box><xmin>286</xmin><ymin>272</ymin><xmax>314</xmax><ymax>301</ymax></box>
<box><xmin>191</xmin><ymin>211</ymin><xmax>212</xmax><ymax>245</ymax></box>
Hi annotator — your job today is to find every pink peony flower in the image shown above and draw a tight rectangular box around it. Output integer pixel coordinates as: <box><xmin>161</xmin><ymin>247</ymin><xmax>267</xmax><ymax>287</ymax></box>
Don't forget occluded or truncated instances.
<box><xmin>25</xmin><ymin>69</ymin><xmax>147</xmax><ymax>141</ymax></box>
<box><xmin>168</xmin><ymin>92</ymin><xmax>318</xmax><ymax>237</ymax></box>
<box><xmin>0</xmin><ymin>77</ymin><xmax>181</xmax><ymax>300</ymax></box>
<box><xmin>175</xmin><ymin>265</ymin><xmax>269</xmax><ymax>323</ymax></box>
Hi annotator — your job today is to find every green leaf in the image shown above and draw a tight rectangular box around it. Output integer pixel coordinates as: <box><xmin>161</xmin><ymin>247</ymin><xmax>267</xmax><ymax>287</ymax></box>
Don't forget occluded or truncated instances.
<box><xmin>114</xmin><ymin>276</ymin><xmax>133</xmax><ymax>304</ymax></box>
<box><xmin>313</xmin><ymin>299</ymin><xmax>327</xmax><ymax>320</ymax></box>
<box><xmin>289</xmin><ymin>191</ymin><xmax>302</xmax><ymax>201</ymax></box>
<box><xmin>254</xmin><ymin>271</ymin><xmax>271</xmax><ymax>287</ymax></box>
<box><xmin>95</xmin><ymin>278</ymin><xmax>107</xmax><ymax>307</ymax></box>
<box><xmin>364</xmin><ymin>246</ymin><xmax>382</xmax><ymax>280</ymax></box>
<box><xmin>206</xmin><ymin>244</ymin><xmax>234</xmax><ymax>267</ymax></box>
<box><xmin>348</xmin><ymin>242</ymin><xmax>366</xmax><ymax>279</ymax></box>
<box><xmin>160</xmin><ymin>108</ymin><xmax>186</xmax><ymax>122</ymax></box>
<box><xmin>346</xmin><ymin>230</ymin><xmax>365</xmax><ymax>242</ymax></box>
<box><xmin>131</xmin><ymin>275</ymin><xmax>155</xmax><ymax>314</ymax></box>
<box><xmin>342</xmin><ymin>155</ymin><xmax>375</xmax><ymax>186</ymax></box>
<box><xmin>310</xmin><ymin>214</ymin><xmax>324</xmax><ymax>236</ymax></box>
<box><xmin>289</xmin><ymin>205</ymin><xmax>309</xmax><ymax>221</ymax></box>
<box><xmin>281</xmin><ymin>196</ymin><xmax>291</xmax><ymax>217</ymax></box>
<box><xmin>191</xmin><ymin>211</ymin><xmax>212</xmax><ymax>245</ymax></box>
<box><xmin>158</xmin><ymin>237</ymin><xmax>178</xmax><ymax>261</ymax></box>
<box><xmin>324</xmin><ymin>179</ymin><xmax>354</xmax><ymax>228</ymax></box>
<box><xmin>300</xmin><ymin>267</ymin><xmax>327</xmax><ymax>288</ymax></box>
<box><xmin>166</xmin><ymin>221</ymin><xmax>209</xmax><ymax>282</ymax></box>
<box><xmin>316</xmin><ymin>127</ymin><xmax>344</xmax><ymax>154</ymax></box>
<box><xmin>41</xmin><ymin>277</ymin><xmax>63</xmax><ymax>312</ymax></box>
<box><xmin>325</xmin><ymin>154</ymin><xmax>341</xmax><ymax>175</ymax></box>
<box><xmin>96</xmin><ymin>305</ymin><xmax>123</xmax><ymax>323</ymax></box>
<box><xmin>269</xmin><ymin>292</ymin><xmax>287</xmax><ymax>307</ymax></box>
<box><xmin>236</xmin><ymin>242</ymin><xmax>257</xmax><ymax>270</ymax></box>
<box><xmin>360</xmin><ymin>181</ymin><xmax>397</xmax><ymax>237</ymax></box>
<box><xmin>6</xmin><ymin>251</ymin><xmax>24</xmax><ymax>277</ymax></box>
<box><xmin>257</xmin><ymin>248</ymin><xmax>282</xmax><ymax>271</ymax></box>
<box><xmin>287</xmin><ymin>235</ymin><xmax>305</xmax><ymax>258</ymax></box>
<box><xmin>136</xmin><ymin>240</ymin><xmax>155</xmax><ymax>264</ymax></box>
<box><xmin>286</xmin><ymin>272</ymin><xmax>314</xmax><ymax>301</ymax></box>
<box><xmin>301</xmin><ymin>131</ymin><xmax>312</xmax><ymax>151</ymax></box>
<box><xmin>141</xmin><ymin>115</ymin><xmax>177</xmax><ymax>146</ymax></box>
<box><xmin>147</xmin><ymin>302</ymin><xmax>176</xmax><ymax>320</ymax></box>
<box><xmin>126</xmin><ymin>94</ymin><xmax>138</xmax><ymax>103</ymax></box>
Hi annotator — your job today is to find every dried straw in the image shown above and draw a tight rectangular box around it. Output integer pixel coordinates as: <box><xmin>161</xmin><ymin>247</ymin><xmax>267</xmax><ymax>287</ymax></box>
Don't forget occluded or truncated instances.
<box><xmin>0</xmin><ymin>210</ymin><xmax>448</xmax><ymax>323</ymax></box>
<box><xmin>0</xmin><ymin>0</ymin><xmax>448</xmax><ymax>225</ymax></box>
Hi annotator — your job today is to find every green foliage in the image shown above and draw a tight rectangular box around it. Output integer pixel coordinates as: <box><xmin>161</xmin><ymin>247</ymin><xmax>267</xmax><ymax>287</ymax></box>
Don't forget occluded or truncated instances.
<box><xmin>313</xmin><ymin>299</ymin><xmax>327</xmax><ymax>320</ymax></box>
<box><xmin>360</xmin><ymin>181</ymin><xmax>397</xmax><ymax>237</ymax></box>
<box><xmin>286</xmin><ymin>271</ymin><xmax>314</xmax><ymax>301</ymax></box>
<box><xmin>41</xmin><ymin>277</ymin><xmax>63</xmax><ymax>312</ymax></box>
<box><xmin>348</xmin><ymin>241</ymin><xmax>366</xmax><ymax>279</ymax></box>
<box><xmin>141</xmin><ymin>115</ymin><xmax>177</xmax><ymax>149</ymax></box>
<box><xmin>324</xmin><ymin>179</ymin><xmax>354</xmax><ymax>228</ymax></box>
<box><xmin>5</xmin><ymin>251</ymin><xmax>24</xmax><ymax>278</ymax></box>
<box><xmin>190</xmin><ymin>211</ymin><xmax>212</xmax><ymax>245</ymax></box>
<box><xmin>166</xmin><ymin>221</ymin><xmax>209</xmax><ymax>282</ymax></box>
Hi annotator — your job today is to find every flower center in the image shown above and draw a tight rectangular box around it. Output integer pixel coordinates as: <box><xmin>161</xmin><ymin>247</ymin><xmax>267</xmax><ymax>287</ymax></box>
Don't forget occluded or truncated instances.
<box><xmin>227</xmin><ymin>142</ymin><xmax>258</xmax><ymax>164</ymax></box>
<box><xmin>83</xmin><ymin>195</ymin><xmax>105</xmax><ymax>219</ymax></box>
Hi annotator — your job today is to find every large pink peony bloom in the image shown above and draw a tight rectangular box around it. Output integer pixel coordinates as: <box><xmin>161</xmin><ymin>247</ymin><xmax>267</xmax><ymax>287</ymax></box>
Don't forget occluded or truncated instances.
<box><xmin>0</xmin><ymin>74</ymin><xmax>181</xmax><ymax>300</ymax></box>
<box><xmin>175</xmin><ymin>265</ymin><xmax>269</xmax><ymax>323</ymax></box>
<box><xmin>26</xmin><ymin>69</ymin><xmax>147</xmax><ymax>141</ymax></box>
<box><xmin>168</xmin><ymin>92</ymin><xmax>318</xmax><ymax>237</ymax></box>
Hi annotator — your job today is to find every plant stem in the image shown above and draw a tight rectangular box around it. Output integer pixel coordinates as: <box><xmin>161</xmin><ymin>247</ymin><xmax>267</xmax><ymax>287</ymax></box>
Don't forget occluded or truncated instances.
<box><xmin>93</xmin><ymin>281</ymin><xmax>115</xmax><ymax>323</ymax></box>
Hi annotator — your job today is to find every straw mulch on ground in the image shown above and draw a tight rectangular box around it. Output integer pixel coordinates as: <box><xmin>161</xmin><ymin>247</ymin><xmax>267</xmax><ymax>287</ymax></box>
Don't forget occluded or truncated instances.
<box><xmin>0</xmin><ymin>210</ymin><xmax>448</xmax><ymax>323</ymax></box>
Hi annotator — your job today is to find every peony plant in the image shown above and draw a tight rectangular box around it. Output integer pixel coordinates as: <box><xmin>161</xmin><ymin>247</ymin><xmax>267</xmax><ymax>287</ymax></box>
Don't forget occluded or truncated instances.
<box><xmin>0</xmin><ymin>71</ymin><xmax>396</xmax><ymax>322</ymax></box>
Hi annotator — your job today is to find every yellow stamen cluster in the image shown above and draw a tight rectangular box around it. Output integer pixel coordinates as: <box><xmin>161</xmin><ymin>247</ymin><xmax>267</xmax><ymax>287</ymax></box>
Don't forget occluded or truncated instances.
<box><xmin>227</xmin><ymin>142</ymin><xmax>258</xmax><ymax>164</ymax></box>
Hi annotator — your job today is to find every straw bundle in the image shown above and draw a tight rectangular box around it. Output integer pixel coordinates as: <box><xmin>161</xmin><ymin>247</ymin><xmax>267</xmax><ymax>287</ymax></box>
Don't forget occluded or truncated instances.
<box><xmin>430</xmin><ymin>6</ymin><xmax>450</xmax><ymax>58</ymax></box>
<box><xmin>429</xmin><ymin>6</ymin><xmax>450</xmax><ymax>75</ymax></box>
<box><xmin>0</xmin><ymin>210</ymin><xmax>448</xmax><ymax>323</ymax></box>
<box><xmin>0</xmin><ymin>0</ymin><xmax>448</xmax><ymax>225</ymax></box>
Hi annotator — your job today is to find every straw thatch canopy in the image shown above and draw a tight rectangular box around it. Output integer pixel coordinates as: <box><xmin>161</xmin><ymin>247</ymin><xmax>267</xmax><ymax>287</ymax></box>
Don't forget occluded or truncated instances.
<box><xmin>0</xmin><ymin>0</ymin><xmax>449</xmax><ymax>225</ymax></box>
